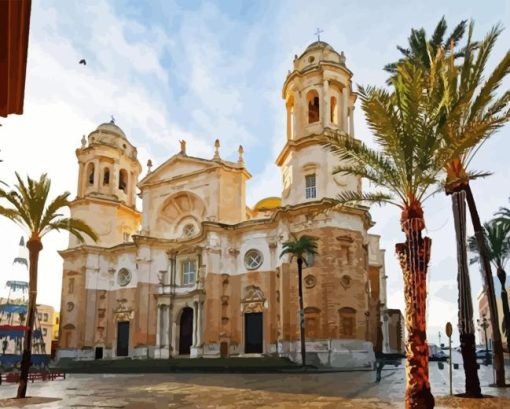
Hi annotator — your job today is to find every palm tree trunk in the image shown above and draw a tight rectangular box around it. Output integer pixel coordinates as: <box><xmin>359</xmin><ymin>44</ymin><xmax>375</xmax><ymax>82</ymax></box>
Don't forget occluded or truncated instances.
<box><xmin>17</xmin><ymin>238</ymin><xmax>42</xmax><ymax>399</ymax></box>
<box><xmin>451</xmin><ymin>190</ymin><xmax>481</xmax><ymax>396</ymax></box>
<box><xmin>396</xmin><ymin>217</ymin><xmax>435</xmax><ymax>409</ymax></box>
<box><xmin>465</xmin><ymin>184</ymin><xmax>506</xmax><ymax>386</ymax></box>
<box><xmin>496</xmin><ymin>267</ymin><xmax>510</xmax><ymax>351</ymax></box>
<box><xmin>297</xmin><ymin>257</ymin><xmax>306</xmax><ymax>367</ymax></box>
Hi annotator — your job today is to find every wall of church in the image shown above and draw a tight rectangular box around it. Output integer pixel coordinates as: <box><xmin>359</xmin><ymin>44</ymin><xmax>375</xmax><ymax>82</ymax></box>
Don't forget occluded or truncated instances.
<box><xmin>68</xmin><ymin>200</ymin><xmax>140</xmax><ymax>248</ymax></box>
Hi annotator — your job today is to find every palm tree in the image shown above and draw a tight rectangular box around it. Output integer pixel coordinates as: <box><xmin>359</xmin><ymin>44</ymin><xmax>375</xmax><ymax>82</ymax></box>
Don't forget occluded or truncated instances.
<box><xmin>0</xmin><ymin>173</ymin><xmax>97</xmax><ymax>399</ymax></box>
<box><xmin>322</xmin><ymin>57</ymin><xmax>474</xmax><ymax>408</ymax></box>
<box><xmin>280</xmin><ymin>234</ymin><xmax>318</xmax><ymax>367</ymax></box>
<box><xmin>386</xmin><ymin>19</ymin><xmax>510</xmax><ymax>390</ymax></box>
<box><xmin>468</xmin><ymin>221</ymin><xmax>510</xmax><ymax>351</ymax></box>
<box><xmin>434</xmin><ymin>24</ymin><xmax>510</xmax><ymax>387</ymax></box>
<box><xmin>384</xmin><ymin>16</ymin><xmax>468</xmax><ymax>77</ymax></box>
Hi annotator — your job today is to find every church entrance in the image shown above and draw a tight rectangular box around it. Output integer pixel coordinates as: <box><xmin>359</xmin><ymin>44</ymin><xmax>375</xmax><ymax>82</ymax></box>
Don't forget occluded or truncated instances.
<box><xmin>244</xmin><ymin>312</ymin><xmax>263</xmax><ymax>353</ymax></box>
<box><xmin>116</xmin><ymin>321</ymin><xmax>129</xmax><ymax>357</ymax></box>
<box><xmin>179</xmin><ymin>307</ymin><xmax>193</xmax><ymax>355</ymax></box>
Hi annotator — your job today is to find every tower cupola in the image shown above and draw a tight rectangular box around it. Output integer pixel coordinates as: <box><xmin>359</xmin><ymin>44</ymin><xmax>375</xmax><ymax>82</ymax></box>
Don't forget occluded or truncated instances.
<box><xmin>76</xmin><ymin>120</ymin><xmax>141</xmax><ymax>208</ymax></box>
<box><xmin>276</xmin><ymin>42</ymin><xmax>360</xmax><ymax>206</ymax></box>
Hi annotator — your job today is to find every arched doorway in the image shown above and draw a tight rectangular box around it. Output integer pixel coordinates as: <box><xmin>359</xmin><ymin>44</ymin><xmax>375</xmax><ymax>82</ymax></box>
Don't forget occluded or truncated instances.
<box><xmin>179</xmin><ymin>307</ymin><xmax>193</xmax><ymax>355</ymax></box>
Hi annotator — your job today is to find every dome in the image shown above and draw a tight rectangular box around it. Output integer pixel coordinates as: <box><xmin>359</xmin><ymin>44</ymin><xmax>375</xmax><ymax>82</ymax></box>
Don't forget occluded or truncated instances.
<box><xmin>254</xmin><ymin>197</ymin><xmax>281</xmax><ymax>211</ymax></box>
<box><xmin>96</xmin><ymin>121</ymin><xmax>127</xmax><ymax>139</ymax></box>
<box><xmin>304</xmin><ymin>41</ymin><xmax>335</xmax><ymax>53</ymax></box>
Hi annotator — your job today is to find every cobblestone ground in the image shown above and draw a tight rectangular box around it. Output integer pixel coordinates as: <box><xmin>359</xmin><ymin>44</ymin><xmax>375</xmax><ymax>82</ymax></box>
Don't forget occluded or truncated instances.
<box><xmin>0</xmin><ymin>357</ymin><xmax>509</xmax><ymax>408</ymax></box>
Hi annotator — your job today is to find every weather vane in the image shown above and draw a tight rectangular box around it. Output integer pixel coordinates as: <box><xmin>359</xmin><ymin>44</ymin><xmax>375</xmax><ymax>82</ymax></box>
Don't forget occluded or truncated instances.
<box><xmin>314</xmin><ymin>28</ymin><xmax>324</xmax><ymax>42</ymax></box>
<box><xmin>110</xmin><ymin>115</ymin><xmax>115</xmax><ymax>124</ymax></box>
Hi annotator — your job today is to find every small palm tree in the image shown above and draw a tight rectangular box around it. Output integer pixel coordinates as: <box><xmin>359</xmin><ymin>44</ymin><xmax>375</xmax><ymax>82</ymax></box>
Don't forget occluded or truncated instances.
<box><xmin>0</xmin><ymin>173</ymin><xmax>97</xmax><ymax>399</ymax></box>
<box><xmin>280</xmin><ymin>234</ymin><xmax>318</xmax><ymax>367</ymax></box>
<box><xmin>469</xmin><ymin>221</ymin><xmax>510</xmax><ymax>350</ymax></box>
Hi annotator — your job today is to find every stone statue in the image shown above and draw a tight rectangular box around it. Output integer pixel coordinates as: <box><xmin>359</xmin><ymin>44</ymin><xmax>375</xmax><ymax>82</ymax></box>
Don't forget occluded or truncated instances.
<box><xmin>81</xmin><ymin>135</ymin><xmax>86</xmax><ymax>148</ymax></box>
<box><xmin>179</xmin><ymin>140</ymin><xmax>186</xmax><ymax>155</ymax></box>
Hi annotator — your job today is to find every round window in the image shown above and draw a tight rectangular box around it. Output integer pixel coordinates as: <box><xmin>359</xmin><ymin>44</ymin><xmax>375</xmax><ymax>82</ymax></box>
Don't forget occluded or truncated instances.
<box><xmin>244</xmin><ymin>249</ymin><xmax>263</xmax><ymax>270</ymax></box>
<box><xmin>117</xmin><ymin>268</ymin><xmax>132</xmax><ymax>286</ymax></box>
<box><xmin>66</xmin><ymin>302</ymin><xmax>74</xmax><ymax>312</ymax></box>
<box><xmin>182</xmin><ymin>224</ymin><xmax>196</xmax><ymax>238</ymax></box>
<box><xmin>308</xmin><ymin>56</ymin><xmax>315</xmax><ymax>63</ymax></box>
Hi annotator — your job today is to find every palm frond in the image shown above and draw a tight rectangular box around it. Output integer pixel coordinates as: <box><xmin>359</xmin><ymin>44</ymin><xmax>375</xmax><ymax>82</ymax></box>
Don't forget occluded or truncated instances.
<box><xmin>42</xmin><ymin>217</ymin><xmax>98</xmax><ymax>243</ymax></box>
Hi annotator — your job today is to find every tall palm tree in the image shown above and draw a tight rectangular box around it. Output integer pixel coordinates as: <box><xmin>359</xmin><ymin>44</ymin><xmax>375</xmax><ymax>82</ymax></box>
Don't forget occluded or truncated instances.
<box><xmin>468</xmin><ymin>221</ymin><xmax>510</xmax><ymax>351</ymax></box>
<box><xmin>386</xmin><ymin>19</ymin><xmax>510</xmax><ymax>390</ymax></box>
<box><xmin>322</xmin><ymin>57</ymin><xmax>475</xmax><ymax>408</ymax></box>
<box><xmin>434</xmin><ymin>23</ymin><xmax>510</xmax><ymax>387</ymax></box>
<box><xmin>384</xmin><ymin>16</ymin><xmax>468</xmax><ymax>77</ymax></box>
<box><xmin>0</xmin><ymin>173</ymin><xmax>97</xmax><ymax>399</ymax></box>
<box><xmin>280</xmin><ymin>234</ymin><xmax>318</xmax><ymax>367</ymax></box>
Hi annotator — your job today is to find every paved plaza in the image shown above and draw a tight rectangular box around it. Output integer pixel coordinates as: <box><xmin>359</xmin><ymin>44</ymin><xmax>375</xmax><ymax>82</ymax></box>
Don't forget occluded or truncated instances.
<box><xmin>0</xmin><ymin>355</ymin><xmax>510</xmax><ymax>408</ymax></box>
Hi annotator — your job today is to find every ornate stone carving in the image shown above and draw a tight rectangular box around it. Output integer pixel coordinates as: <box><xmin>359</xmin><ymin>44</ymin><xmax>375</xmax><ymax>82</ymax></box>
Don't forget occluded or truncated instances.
<box><xmin>336</xmin><ymin>235</ymin><xmax>353</xmax><ymax>243</ymax></box>
<box><xmin>221</xmin><ymin>295</ymin><xmax>229</xmax><ymax>305</ymax></box>
<box><xmin>113</xmin><ymin>298</ymin><xmax>134</xmax><ymax>321</ymax></box>
<box><xmin>241</xmin><ymin>285</ymin><xmax>265</xmax><ymax>313</ymax></box>
<box><xmin>340</xmin><ymin>274</ymin><xmax>352</xmax><ymax>289</ymax></box>
<box><xmin>304</xmin><ymin>274</ymin><xmax>317</xmax><ymax>289</ymax></box>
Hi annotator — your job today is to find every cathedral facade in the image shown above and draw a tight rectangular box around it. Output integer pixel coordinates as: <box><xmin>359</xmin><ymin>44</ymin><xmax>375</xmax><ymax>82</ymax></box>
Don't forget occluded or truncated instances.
<box><xmin>58</xmin><ymin>41</ymin><xmax>391</xmax><ymax>368</ymax></box>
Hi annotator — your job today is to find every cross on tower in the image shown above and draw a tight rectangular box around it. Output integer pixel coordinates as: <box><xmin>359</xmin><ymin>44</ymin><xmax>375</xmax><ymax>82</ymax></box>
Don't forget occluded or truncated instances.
<box><xmin>314</xmin><ymin>28</ymin><xmax>324</xmax><ymax>42</ymax></box>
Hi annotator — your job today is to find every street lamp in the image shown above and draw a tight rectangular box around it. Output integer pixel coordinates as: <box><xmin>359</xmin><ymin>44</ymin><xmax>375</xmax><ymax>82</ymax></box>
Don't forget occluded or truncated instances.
<box><xmin>477</xmin><ymin>315</ymin><xmax>490</xmax><ymax>364</ymax></box>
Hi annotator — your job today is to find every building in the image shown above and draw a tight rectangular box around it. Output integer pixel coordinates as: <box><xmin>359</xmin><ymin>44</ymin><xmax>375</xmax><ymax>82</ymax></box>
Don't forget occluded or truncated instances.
<box><xmin>58</xmin><ymin>41</ymin><xmax>396</xmax><ymax>368</ymax></box>
<box><xmin>36</xmin><ymin>304</ymin><xmax>56</xmax><ymax>355</ymax></box>
<box><xmin>477</xmin><ymin>280</ymin><xmax>510</xmax><ymax>351</ymax></box>
<box><xmin>386</xmin><ymin>309</ymin><xmax>405</xmax><ymax>354</ymax></box>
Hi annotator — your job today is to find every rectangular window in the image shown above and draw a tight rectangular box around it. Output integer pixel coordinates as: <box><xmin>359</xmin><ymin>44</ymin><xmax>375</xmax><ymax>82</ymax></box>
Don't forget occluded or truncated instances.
<box><xmin>182</xmin><ymin>259</ymin><xmax>196</xmax><ymax>286</ymax></box>
<box><xmin>43</xmin><ymin>313</ymin><xmax>49</xmax><ymax>322</ymax></box>
<box><xmin>43</xmin><ymin>328</ymin><xmax>47</xmax><ymax>337</ymax></box>
<box><xmin>305</xmin><ymin>174</ymin><xmax>316</xmax><ymax>199</ymax></box>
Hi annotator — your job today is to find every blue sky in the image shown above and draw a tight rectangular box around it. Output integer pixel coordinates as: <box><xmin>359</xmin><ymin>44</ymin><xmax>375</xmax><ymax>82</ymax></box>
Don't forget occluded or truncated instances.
<box><xmin>0</xmin><ymin>0</ymin><xmax>509</xmax><ymax>347</ymax></box>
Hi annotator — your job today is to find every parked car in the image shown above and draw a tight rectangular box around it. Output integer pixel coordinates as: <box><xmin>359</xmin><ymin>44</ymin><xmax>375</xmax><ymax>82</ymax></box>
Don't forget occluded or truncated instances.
<box><xmin>475</xmin><ymin>349</ymin><xmax>492</xmax><ymax>360</ymax></box>
<box><xmin>429</xmin><ymin>350</ymin><xmax>448</xmax><ymax>362</ymax></box>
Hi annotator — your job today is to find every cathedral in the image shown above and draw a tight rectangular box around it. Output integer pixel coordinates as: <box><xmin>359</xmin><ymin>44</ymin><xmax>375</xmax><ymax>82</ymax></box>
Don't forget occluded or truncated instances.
<box><xmin>58</xmin><ymin>41</ymin><xmax>393</xmax><ymax>368</ymax></box>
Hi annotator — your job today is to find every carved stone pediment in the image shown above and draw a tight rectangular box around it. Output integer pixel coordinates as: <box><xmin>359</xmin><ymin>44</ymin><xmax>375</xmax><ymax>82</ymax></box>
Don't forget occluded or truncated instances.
<box><xmin>240</xmin><ymin>285</ymin><xmax>266</xmax><ymax>313</ymax></box>
<box><xmin>241</xmin><ymin>285</ymin><xmax>265</xmax><ymax>303</ymax></box>
<box><xmin>113</xmin><ymin>298</ymin><xmax>134</xmax><ymax>321</ymax></box>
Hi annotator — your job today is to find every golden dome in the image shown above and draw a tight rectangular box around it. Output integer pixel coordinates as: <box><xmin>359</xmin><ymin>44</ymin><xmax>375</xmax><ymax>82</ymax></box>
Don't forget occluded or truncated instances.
<box><xmin>254</xmin><ymin>197</ymin><xmax>281</xmax><ymax>211</ymax></box>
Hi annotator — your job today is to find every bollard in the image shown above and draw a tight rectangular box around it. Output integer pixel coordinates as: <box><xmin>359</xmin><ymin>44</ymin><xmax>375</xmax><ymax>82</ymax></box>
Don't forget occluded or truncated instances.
<box><xmin>453</xmin><ymin>363</ymin><xmax>459</xmax><ymax>370</ymax></box>
<box><xmin>438</xmin><ymin>362</ymin><xmax>444</xmax><ymax>370</ymax></box>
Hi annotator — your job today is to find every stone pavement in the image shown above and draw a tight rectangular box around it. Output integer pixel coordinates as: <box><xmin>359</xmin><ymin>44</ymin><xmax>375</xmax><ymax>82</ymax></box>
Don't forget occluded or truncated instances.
<box><xmin>0</xmin><ymin>356</ymin><xmax>509</xmax><ymax>408</ymax></box>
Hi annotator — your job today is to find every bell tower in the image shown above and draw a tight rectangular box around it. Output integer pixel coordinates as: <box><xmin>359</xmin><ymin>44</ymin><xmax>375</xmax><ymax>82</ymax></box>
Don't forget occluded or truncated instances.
<box><xmin>69</xmin><ymin>120</ymin><xmax>142</xmax><ymax>248</ymax></box>
<box><xmin>276</xmin><ymin>41</ymin><xmax>361</xmax><ymax>206</ymax></box>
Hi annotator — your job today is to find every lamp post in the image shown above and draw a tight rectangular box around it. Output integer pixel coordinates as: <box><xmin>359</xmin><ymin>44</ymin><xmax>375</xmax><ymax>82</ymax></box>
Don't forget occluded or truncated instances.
<box><xmin>477</xmin><ymin>315</ymin><xmax>490</xmax><ymax>365</ymax></box>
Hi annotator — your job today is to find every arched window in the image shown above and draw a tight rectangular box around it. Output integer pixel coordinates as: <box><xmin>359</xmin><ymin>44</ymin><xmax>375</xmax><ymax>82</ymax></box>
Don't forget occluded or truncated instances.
<box><xmin>305</xmin><ymin>173</ymin><xmax>316</xmax><ymax>199</ymax></box>
<box><xmin>307</xmin><ymin>90</ymin><xmax>320</xmax><ymax>123</ymax></box>
<box><xmin>87</xmin><ymin>163</ymin><xmax>95</xmax><ymax>185</ymax></box>
<box><xmin>339</xmin><ymin>307</ymin><xmax>357</xmax><ymax>339</ymax></box>
<box><xmin>182</xmin><ymin>224</ymin><xmax>196</xmax><ymax>238</ymax></box>
<box><xmin>103</xmin><ymin>168</ymin><xmax>110</xmax><ymax>185</ymax></box>
<box><xmin>330</xmin><ymin>96</ymin><xmax>338</xmax><ymax>124</ymax></box>
<box><xmin>119</xmin><ymin>169</ymin><xmax>128</xmax><ymax>193</ymax></box>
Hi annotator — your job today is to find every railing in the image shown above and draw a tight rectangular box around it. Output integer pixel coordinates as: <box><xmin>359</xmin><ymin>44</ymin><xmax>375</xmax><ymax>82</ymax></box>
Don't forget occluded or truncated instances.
<box><xmin>0</xmin><ymin>371</ymin><xmax>65</xmax><ymax>384</ymax></box>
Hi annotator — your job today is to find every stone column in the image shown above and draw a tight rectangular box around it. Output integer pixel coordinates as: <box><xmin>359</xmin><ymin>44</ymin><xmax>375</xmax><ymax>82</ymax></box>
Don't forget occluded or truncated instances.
<box><xmin>162</xmin><ymin>305</ymin><xmax>169</xmax><ymax>347</ymax></box>
<box><xmin>349</xmin><ymin>106</ymin><xmax>355</xmax><ymax>137</ymax></box>
<box><xmin>94</xmin><ymin>159</ymin><xmax>100</xmax><ymax>191</ymax></box>
<box><xmin>156</xmin><ymin>305</ymin><xmax>161</xmax><ymax>348</ymax></box>
<box><xmin>77</xmin><ymin>161</ymin><xmax>85</xmax><ymax>197</ymax></box>
<box><xmin>192</xmin><ymin>301</ymin><xmax>198</xmax><ymax>347</ymax></box>
<box><xmin>322</xmin><ymin>79</ymin><xmax>329</xmax><ymax>128</ymax></box>
<box><xmin>168</xmin><ymin>304</ymin><xmax>173</xmax><ymax>355</ymax></box>
<box><xmin>342</xmin><ymin>87</ymin><xmax>349</xmax><ymax>133</ymax></box>
<box><xmin>197</xmin><ymin>301</ymin><xmax>204</xmax><ymax>346</ymax></box>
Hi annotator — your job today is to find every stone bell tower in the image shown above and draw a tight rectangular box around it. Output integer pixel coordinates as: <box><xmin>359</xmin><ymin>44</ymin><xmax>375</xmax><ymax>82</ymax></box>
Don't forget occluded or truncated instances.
<box><xmin>276</xmin><ymin>41</ymin><xmax>361</xmax><ymax>206</ymax></box>
<box><xmin>68</xmin><ymin>120</ymin><xmax>141</xmax><ymax>248</ymax></box>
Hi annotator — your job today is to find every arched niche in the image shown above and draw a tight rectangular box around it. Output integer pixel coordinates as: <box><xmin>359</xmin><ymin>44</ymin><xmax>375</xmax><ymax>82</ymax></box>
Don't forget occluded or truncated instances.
<box><xmin>156</xmin><ymin>191</ymin><xmax>206</xmax><ymax>238</ymax></box>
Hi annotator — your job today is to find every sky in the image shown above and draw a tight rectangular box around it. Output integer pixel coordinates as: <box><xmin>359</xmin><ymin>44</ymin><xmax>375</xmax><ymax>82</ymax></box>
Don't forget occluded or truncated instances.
<box><xmin>0</xmin><ymin>0</ymin><xmax>509</xmax><ymax>347</ymax></box>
